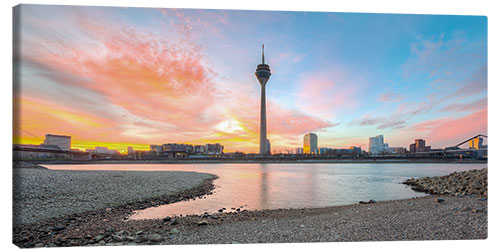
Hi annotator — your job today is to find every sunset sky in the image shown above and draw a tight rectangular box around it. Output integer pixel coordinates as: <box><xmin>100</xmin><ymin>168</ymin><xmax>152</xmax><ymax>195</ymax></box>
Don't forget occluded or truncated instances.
<box><xmin>13</xmin><ymin>5</ymin><xmax>487</xmax><ymax>153</ymax></box>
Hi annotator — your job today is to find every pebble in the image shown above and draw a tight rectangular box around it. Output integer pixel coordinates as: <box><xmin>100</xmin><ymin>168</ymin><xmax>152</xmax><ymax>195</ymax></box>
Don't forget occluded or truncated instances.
<box><xmin>197</xmin><ymin>220</ymin><xmax>209</xmax><ymax>226</ymax></box>
<box><xmin>148</xmin><ymin>234</ymin><xmax>164</xmax><ymax>243</ymax></box>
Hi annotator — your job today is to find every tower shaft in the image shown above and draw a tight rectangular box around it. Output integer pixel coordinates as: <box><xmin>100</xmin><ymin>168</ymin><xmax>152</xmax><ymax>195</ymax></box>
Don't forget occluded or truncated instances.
<box><xmin>259</xmin><ymin>84</ymin><xmax>267</xmax><ymax>155</ymax></box>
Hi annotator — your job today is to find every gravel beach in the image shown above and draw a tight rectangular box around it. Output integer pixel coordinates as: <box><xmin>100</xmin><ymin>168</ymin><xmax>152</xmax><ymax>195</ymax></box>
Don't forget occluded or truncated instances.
<box><xmin>13</xmin><ymin>168</ymin><xmax>216</xmax><ymax>225</ymax></box>
<box><xmin>12</xmin><ymin>165</ymin><xmax>487</xmax><ymax>247</ymax></box>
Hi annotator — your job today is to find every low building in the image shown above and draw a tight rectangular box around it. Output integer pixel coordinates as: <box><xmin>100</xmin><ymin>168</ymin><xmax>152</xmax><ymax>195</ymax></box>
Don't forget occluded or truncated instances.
<box><xmin>13</xmin><ymin>144</ymin><xmax>90</xmax><ymax>161</ymax></box>
<box><xmin>43</xmin><ymin>134</ymin><xmax>71</xmax><ymax>151</ymax></box>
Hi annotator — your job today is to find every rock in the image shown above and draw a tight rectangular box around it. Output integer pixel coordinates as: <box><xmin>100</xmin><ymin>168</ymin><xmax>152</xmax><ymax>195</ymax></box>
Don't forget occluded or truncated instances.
<box><xmin>125</xmin><ymin>236</ymin><xmax>136</xmax><ymax>241</ymax></box>
<box><xmin>197</xmin><ymin>220</ymin><xmax>209</xmax><ymax>226</ymax></box>
<box><xmin>53</xmin><ymin>225</ymin><xmax>66</xmax><ymax>231</ymax></box>
<box><xmin>112</xmin><ymin>235</ymin><xmax>123</xmax><ymax>242</ymax></box>
<box><xmin>98</xmin><ymin>240</ymin><xmax>106</xmax><ymax>245</ymax></box>
<box><xmin>170</xmin><ymin>219</ymin><xmax>179</xmax><ymax>225</ymax></box>
<box><xmin>436</xmin><ymin>198</ymin><xmax>445</xmax><ymax>203</ymax></box>
<box><xmin>34</xmin><ymin>243</ymin><xmax>44</xmax><ymax>248</ymax></box>
<box><xmin>135</xmin><ymin>230</ymin><xmax>143</xmax><ymax>235</ymax></box>
<box><xmin>96</xmin><ymin>235</ymin><xmax>107</xmax><ymax>242</ymax></box>
<box><xmin>300</xmin><ymin>224</ymin><xmax>305</xmax><ymax>228</ymax></box>
<box><xmin>162</xmin><ymin>216</ymin><xmax>171</xmax><ymax>222</ymax></box>
<box><xmin>148</xmin><ymin>234</ymin><xmax>164</xmax><ymax>243</ymax></box>
<box><xmin>218</xmin><ymin>209</ymin><xmax>224</xmax><ymax>213</ymax></box>
<box><xmin>170</xmin><ymin>228</ymin><xmax>180</xmax><ymax>234</ymax></box>
<box><xmin>369</xmin><ymin>199</ymin><xmax>377</xmax><ymax>203</ymax></box>
<box><xmin>231</xmin><ymin>241</ymin><xmax>240</xmax><ymax>244</ymax></box>
<box><xmin>210</xmin><ymin>215</ymin><xmax>219</xmax><ymax>219</ymax></box>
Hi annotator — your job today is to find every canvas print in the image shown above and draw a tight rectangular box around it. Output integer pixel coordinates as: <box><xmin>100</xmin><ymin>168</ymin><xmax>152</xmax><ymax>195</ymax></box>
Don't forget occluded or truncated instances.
<box><xmin>12</xmin><ymin>4</ymin><xmax>487</xmax><ymax>248</ymax></box>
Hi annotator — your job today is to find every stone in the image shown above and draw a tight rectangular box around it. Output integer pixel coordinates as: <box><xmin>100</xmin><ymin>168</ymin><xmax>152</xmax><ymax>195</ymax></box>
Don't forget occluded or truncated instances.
<box><xmin>35</xmin><ymin>243</ymin><xmax>44</xmax><ymax>248</ymax></box>
<box><xmin>218</xmin><ymin>209</ymin><xmax>224</xmax><ymax>213</ymax></box>
<box><xmin>197</xmin><ymin>220</ymin><xmax>209</xmax><ymax>226</ymax></box>
<box><xmin>170</xmin><ymin>219</ymin><xmax>179</xmax><ymax>225</ymax></box>
<box><xmin>112</xmin><ymin>235</ymin><xmax>123</xmax><ymax>242</ymax></box>
<box><xmin>148</xmin><ymin>234</ymin><xmax>164</xmax><ymax>243</ymax></box>
<box><xmin>300</xmin><ymin>224</ymin><xmax>305</xmax><ymax>228</ymax></box>
<box><xmin>436</xmin><ymin>198</ymin><xmax>445</xmax><ymax>203</ymax></box>
<box><xmin>135</xmin><ymin>230</ymin><xmax>143</xmax><ymax>235</ymax></box>
<box><xmin>125</xmin><ymin>236</ymin><xmax>136</xmax><ymax>241</ymax></box>
<box><xmin>170</xmin><ymin>228</ymin><xmax>180</xmax><ymax>234</ymax></box>
<box><xmin>162</xmin><ymin>216</ymin><xmax>171</xmax><ymax>222</ymax></box>
<box><xmin>53</xmin><ymin>225</ymin><xmax>66</xmax><ymax>231</ymax></box>
<box><xmin>94</xmin><ymin>235</ymin><xmax>105</xmax><ymax>242</ymax></box>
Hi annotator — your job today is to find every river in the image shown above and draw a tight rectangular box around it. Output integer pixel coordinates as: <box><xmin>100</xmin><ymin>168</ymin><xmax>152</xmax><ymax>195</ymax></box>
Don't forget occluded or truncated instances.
<box><xmin>44</xmin><ymin>163</ymin><xmax>486</xmax><ymax>220</ymax></box>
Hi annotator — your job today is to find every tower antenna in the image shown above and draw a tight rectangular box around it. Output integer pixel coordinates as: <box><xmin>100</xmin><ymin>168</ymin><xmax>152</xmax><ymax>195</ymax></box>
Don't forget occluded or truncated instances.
<box><xmin>262</xmin><ymin>44</ymin><xmax>265</xmax><ymax>64</ymax></box>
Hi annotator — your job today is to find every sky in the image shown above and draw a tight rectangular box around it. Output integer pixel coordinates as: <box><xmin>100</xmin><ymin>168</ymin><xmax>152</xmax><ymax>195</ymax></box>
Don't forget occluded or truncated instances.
<box><xmin>13</xmin><ymin>4</ymin><xmax>488</xmax><ymax>153</ymax></box>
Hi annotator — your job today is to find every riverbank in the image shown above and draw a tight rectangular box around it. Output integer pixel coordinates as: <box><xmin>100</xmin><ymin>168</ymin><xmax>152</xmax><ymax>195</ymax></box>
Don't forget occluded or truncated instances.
<box><xmin>28</xmin><ymin>157</ymin><xmax>488</xmax><ymax>165</ymax></box>
<box><xmin>12</xmin><ymin>165</ymin><xmax>487</xmax><ymax>247</ymax></box>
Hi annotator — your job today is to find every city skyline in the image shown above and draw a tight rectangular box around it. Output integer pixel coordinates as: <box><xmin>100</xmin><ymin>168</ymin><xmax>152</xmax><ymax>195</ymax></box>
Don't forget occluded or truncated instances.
<box><xmin>14</xmin><ymin>5</ymin><xmax>487</xmax><ymax>153</ymax></box>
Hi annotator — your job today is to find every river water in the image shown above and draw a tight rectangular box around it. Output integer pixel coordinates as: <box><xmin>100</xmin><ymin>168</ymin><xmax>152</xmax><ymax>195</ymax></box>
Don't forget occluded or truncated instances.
<box><xmin>45</xmin><ymin>163</ymin><xmax>486</xmax><ymax>220</ymax></box>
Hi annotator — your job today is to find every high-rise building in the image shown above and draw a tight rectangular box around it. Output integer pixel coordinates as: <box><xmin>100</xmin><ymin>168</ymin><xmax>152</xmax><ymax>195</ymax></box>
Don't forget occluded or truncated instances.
<box><xmin>368</xmin><ymin>135</ymin><xmax>388</xmax><ymax>155</ymax></box>
<box><xmin>43</xmin><ymin>134</ymin><xmax>71</xmax><ymax>151</ymax></box>
<box><xmin>303</xmin><ymin>133</ymin><xmax>318</xmax><ymax>154</ymax></box>
<box><xmin>255</xmin><ymin>44</ymin><xmax>272</xmax><ymax>155</ymax></box>
<box><xmin>266</xmin><ymin>139</ymin><xmax>271</xmax><ymax>155</ymax></box>
<box><xmin>469</xmin><ymin>137</ymin><xmax>483</xmax><ymax>149</ymax></box>
<box><xmin>409</xmin><ymin>139</ymin><xmax>430</xmax><ymax>153</ymax></box>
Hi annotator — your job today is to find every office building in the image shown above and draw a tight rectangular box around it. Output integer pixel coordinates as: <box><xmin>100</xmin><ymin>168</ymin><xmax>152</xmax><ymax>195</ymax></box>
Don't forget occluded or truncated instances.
<box><xmin>409</xmin><ymin>139</ymin><xmax>431</xmax><ymax>153</ymax></box>
<box><xmin>304</xmin><ymin>133</ymin><xmax>318</xmax><ymax>154</ymax></box>
<box><xmin>43</xmin><ymin>134</ymin><xmax>71</xmax><ymax>151</ymax></box>
<box><xmin>368</xmin><ymin>135</ymin><xmax>389</xmax><ymax>155</ymax></box>
<box><xmin>469</xmin><ymin>137</ymin><xmax>483</xmax><ymax>149</ymax></box>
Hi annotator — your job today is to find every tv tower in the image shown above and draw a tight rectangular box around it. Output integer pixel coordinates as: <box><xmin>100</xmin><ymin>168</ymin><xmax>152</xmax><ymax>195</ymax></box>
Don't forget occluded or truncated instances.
<box><xmin>255</xmin><ymin>44</ymin><xmax>271</xmax><ymax>155</ymax></box>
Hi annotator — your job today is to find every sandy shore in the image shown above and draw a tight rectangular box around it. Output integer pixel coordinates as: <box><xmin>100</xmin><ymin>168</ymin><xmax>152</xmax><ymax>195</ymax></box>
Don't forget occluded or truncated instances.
<box><xmin>12</xmin><ymin>165</ymin><xmax>487</xmax><ymax>247</ymax></box>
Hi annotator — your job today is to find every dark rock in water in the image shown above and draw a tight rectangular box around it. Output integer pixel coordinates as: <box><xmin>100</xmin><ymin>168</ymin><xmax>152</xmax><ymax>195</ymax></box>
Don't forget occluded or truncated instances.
<box><xmin>436</xmin><ymin>198</ymin><xmax>445</xmax><ymax>203</ymax></box>
<box><xmin>162</xmin><ymin>216</ymin><xmax>171</xmax><ymax>222</ymax></box>
<box><xmin>218</xmin><ymin>209</ymin><xmax>224</xmax><ymax>213</ymax></box>
<box><xmin>359</xmin><ymin>200</ymin><xmax>376</xmax><ymax>204</ymax></box>
<box><xmin>236</xmin><ymin>208</ymin><xmax>241</xmax><ymax>212</ymax></box>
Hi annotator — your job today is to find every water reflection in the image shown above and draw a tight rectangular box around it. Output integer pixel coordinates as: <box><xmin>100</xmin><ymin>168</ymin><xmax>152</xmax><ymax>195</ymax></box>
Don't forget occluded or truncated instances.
<box><xmin>44</xmin><ymin>163</ymin><xmax>486</xmax><ymax>220</ymax></box>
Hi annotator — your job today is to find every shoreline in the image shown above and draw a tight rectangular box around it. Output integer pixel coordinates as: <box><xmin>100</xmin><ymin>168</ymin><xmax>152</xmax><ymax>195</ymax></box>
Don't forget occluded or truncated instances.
<box><xmin>14</xmin><ymin>194</ymin><xmax>487</xmax><ymax>247</ymax></box>
<box><xmin>25</xmin><ymin>158</ymin><xmax>488</xmax><ymax>165</ymax></box>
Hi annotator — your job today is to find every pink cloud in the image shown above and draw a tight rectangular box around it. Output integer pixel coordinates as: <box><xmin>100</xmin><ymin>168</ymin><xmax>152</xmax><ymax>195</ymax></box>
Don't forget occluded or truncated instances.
<box><xmin>295</xmin><ymin>73</ymin><xmax>359</xmax><ymax>119</ymax></box>
<box><xmin>410</xmin><ymin>108</ymin><xmax>487</xmax><ymax>148</ymax></box>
